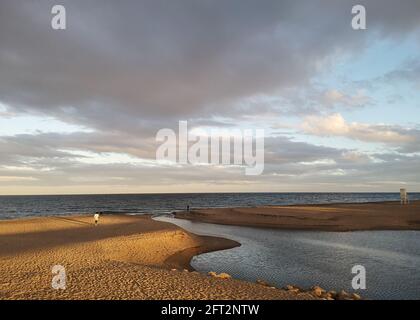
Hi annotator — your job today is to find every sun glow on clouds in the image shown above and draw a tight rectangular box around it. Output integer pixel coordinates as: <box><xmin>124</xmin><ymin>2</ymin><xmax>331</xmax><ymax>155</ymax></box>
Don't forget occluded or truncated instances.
<box><xmin>299</xmin><ymin>159</ymin><xmax>337</xmax><ymax>166</ymax></box>
<box><xmin>1</xmin><ymin>1</ymin><xmax>420</xmax><ymax>193</ymax></box>
<box><xmin>301</xmin><ymin>113</ymin><xmax>416</xmax><ymax>144</ymax></box>
<box><xmin>0</xmin><ymin>176</ymin><xmax>38</xmax><ymax>182</ymax></box>
<box><xmin>0</xmin><ymin>103</ymin><xmax>93</xmax><ymax>136</ymax></box>
<box><xmin>61</xmin><ymin>150</ymin><xmax>158</xmax><ymax>166</ymax></box>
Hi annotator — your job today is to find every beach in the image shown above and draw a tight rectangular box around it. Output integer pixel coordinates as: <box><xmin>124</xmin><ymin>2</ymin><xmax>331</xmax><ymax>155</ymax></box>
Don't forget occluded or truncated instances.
<box><xmin>0</xmin><ymin>214</ymin><xmax>315</xmax><ymax>300</ymax></box>
<box><xmin>175</xmin><ymin>201</ymin><xmax>420</xmax><ymax>231</ymax></box>
<box><xmin>1</xmin><ymin>201</ymin><xmax>418</xmax><ymax>300</ymax></box>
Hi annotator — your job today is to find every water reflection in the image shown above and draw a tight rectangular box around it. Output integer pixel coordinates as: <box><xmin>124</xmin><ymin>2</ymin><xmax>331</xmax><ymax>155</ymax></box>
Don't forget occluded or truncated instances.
<box><xmin>156</xmin><ymin>216</ymin><xmax>420</xmax><ymax>300</ymax></box>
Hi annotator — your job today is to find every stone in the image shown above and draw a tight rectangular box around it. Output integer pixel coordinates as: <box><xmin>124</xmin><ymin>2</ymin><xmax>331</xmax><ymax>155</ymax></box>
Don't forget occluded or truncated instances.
<box><xmin>311</xmin><ymin>286</ymin><xmax>326</xmax><ymax>297</ymax></box>
<box><xmin>217</xmin><ymin>272</ymin><xmax>231</xmax><ymax>279</ymax></box>
<box><xmin>336</xmin><ymin>290</ymin><xmax>350</xmax><ymax>300</ymax></box>
<box><xmin>328</xmin><ymin>290</ymin><xmax>337</xmax><ymax>298</ymax></box>
<box><xmin>256</xmin><ymin>279</ymin><xmax>271</xmax><ymax>287</ymax></box>
<box><xmin>208</xmin><ymin>271</ymin><xmax>231</xmax><ymax>279</ymax></box>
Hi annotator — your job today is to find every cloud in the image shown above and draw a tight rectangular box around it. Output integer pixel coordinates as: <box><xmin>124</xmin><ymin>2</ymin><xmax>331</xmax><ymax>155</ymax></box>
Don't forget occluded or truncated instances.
<box><xmin>1</xmin><ymin>0</ymin><xmax>419</xmax><ymax>131</ymax></box>
<box><xmin>264</xmin><ymin>136</ymin><xmax>344</xmax><ymax>164</ymax></box>
<box><xmin>1</xmin><ymin>129</ymin><xmax>420</xmax><ymax>193</ymax></box>
<box><xmin>301</xmin><ymin>113</ymin><xmax>419</xmax><ymax>147</ymax></box>
<box><xmin>0</xmin><ymin>1</ymin><xmax>420</xmax><ymax>193</ymax></box>
<box><xmin>382</xmin><ymin>58</ymin><xmax>420</xmax><ymax>83</ymax></box>
<box><xmin>322</xmin><ymin>89</ymin><xmax>371</xmax><ymax>108</ymax></box>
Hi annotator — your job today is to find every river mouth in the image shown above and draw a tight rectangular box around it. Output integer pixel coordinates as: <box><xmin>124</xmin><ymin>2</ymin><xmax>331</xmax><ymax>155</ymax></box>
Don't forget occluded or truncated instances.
<box><xmin>155</xmin><ymin>216</ymin><xmax>420</xmax><ymax>300</ymax></box>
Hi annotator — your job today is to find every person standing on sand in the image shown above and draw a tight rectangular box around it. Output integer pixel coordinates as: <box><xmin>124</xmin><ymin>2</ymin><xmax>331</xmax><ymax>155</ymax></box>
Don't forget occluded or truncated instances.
<box><xmin>94</xmin><ymin>212</ymin><xmax>100</xmax><ymax>226</ymax></box>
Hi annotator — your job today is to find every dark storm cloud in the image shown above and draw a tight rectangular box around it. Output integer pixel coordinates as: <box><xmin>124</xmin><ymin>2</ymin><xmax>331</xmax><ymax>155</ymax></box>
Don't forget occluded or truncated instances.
<box><xmin>1</xmin><ymin>0</ymin><xmax>419</xmax><ymax>132</ymax></box>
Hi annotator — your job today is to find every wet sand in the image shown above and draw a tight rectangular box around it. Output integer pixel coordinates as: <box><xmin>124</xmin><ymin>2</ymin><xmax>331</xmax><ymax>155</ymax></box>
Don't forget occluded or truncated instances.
<box><xmin>0</xmin><ymin>214</ymin><xmax>315</xmax><ymax>300</ymax></box>
<box><xmin>175</xmin><ymin>201</ymin><xmax>420</xmax><ymax>231</ymax></box>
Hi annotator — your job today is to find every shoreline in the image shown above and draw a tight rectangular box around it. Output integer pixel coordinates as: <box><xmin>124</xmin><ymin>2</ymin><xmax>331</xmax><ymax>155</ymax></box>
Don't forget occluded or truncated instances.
<box><xmin>0</xmin><ymin>213</ymin><xmax>240</xmax><ymax>272</ymax></box>
<box><xmin>2</xmin><ymin>200</ymin><xmax>416</xmax><ymax>299</ymax></box>
<box><xmin>0</xmin><ymin>214</ymin><xmax>313</xmax><ymax>300</ymax></box>
<box><xmin>164</xmin><ymin>234</ymin><xmax>241</xmax><ymax>271</ymax></box>
<box><xmin>174</xmin><ymin>200</ymin><xmax>420</xmax><ymax>231</ymax></box>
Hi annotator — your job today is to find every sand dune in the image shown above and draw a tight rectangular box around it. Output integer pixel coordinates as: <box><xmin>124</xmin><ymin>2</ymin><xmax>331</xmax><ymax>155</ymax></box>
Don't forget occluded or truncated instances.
<box><xmin>175</xmin><ymin>201</ymin><xmax>420</xmax><ymax>231</ymax></box>
<box><xmin>0</xmin><ymin>214</ymin><xmax>315</xmax><ymax>300</ymax></box>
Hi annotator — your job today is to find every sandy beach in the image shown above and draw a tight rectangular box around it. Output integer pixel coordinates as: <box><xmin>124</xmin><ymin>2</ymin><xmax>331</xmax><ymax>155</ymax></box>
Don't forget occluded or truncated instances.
<box><xmin>0</xmin><ymin>214</ymin><xmax>316</xmax><ymax>300</ymax></box>
<box><xmin>175</xmin><ymin>201</ymin><xmax>420</xmax><ymax>231</ymax></box>
<box><xmin>2</xmin><ymin>201</ymin><xmax>415</xmax><ymax>300</ymax></box>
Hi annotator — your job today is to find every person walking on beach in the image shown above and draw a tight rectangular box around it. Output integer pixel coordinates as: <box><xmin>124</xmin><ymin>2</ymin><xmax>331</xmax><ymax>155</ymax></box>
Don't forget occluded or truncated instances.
<box><xmin>94</xmin><ymin>212</ymin><xmax>100</xmax><ymax>226</ymax></box>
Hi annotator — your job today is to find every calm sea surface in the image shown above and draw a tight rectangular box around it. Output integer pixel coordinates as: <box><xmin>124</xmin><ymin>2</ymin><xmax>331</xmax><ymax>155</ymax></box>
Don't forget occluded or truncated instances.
<box><xmin>156</xmin><ymin>216</ymin><xmax>420</xmax><ymax>300</ymax></box>
<box><xmin>1</xmin><ymin>192</ymin><xmax>419</xmax><ymax>219</ymax></box>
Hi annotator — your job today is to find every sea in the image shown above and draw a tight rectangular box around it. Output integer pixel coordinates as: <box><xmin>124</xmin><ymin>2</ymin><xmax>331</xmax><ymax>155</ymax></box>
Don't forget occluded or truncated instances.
<box><xmin>1</xmin><ymin>192</ymin><xmax>419</xmax><ymax>219</ymax></box>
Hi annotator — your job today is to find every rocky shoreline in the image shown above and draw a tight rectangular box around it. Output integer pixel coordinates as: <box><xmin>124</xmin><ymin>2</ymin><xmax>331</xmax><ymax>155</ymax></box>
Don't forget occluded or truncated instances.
<box><xmin>206</xmin><ymin>271</ymin><xmax>362</xmax><ymax>300</ymax></box>
<box><xmin>282</xmin><ymin>285</ymin><xmax>362</xmax><ymax>300</ymax></box>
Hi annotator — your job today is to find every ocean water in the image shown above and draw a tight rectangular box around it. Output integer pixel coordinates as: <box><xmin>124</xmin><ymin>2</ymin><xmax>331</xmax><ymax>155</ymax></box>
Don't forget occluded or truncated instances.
<box><xmin>1</xmin><ymin>192</ymin><xmax>419</xmax><ymax>219</ymax></box>
<box><xmin>156</xmin><ymin>217</ymin><xmax>420</xmax><ymax>300</ymax></box>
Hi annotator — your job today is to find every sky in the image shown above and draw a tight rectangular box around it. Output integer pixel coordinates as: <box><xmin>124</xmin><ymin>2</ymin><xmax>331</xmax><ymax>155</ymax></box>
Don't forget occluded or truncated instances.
<box><xmin>0</xmin><ymin>0</ymin><xmax>420</xmax><ymax>195</ymax></box>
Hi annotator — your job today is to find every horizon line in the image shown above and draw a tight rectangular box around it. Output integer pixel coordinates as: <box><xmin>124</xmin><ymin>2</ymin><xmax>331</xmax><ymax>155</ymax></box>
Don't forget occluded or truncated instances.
<box><xmin>1</xmin><ymin>191</ymin><xmax>419</xmax><ymax>197</ymax></box>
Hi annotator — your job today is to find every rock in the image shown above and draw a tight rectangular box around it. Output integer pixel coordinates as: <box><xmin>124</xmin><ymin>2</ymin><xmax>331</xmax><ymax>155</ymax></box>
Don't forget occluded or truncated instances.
<box><xmin>286</xmin><ymin>285</ymin><xmax>303</xmax><ymax>294</ymax></box>
<box><xmin>311</xmin><ymin>286</ymin><xmax>326</xmax><ymax>297</ymax></box>
<box><xmin>171</xmin><ymin>268</ymin><xmax>177</xmax><ymax>272</ymax></box>
<box><xmin>256</xmin><ymin>279</ymin><xmax>272</xmax><ymax>287</ymax></box>
<box><xmin>336</xmin><ymin>290</ymin><xmax>350</xmax><ymax>300</ymax></box>
<box><xmin>208</xmin><ymin>271</ymin><xmax>231</xmax><ymax>279</ymax></box>
<box><xmin>281</xmin><ymin>284</ymin><xmax>360</xmax><ymax>300</ymax></box>
<box><xmin>183</xmin><ymin>269</ymin><xmax>189</xmax><ymax>272</ymax></box>
<box><xmin>283</xmin><ymin>285</ymin><xmax>300</xmax><ymax>294</ymax></box>
<box><xmin>320</xmin><ymin>292</ymin><xmax>330</xmax><ymax>299</ymax></box>
<box><xmin>325</xmin><ymin>292</ymin><xmax>334</xmax><ymax>300</ymax></box>
<box><xmin>284</xmin><ymin>285</ymin><xmax>303</xmax><ymax>292</ymax></box>
<box><xmin>217</xmin><ymin>272</ymin><xmax>231</xmax><ymax>279</ymax></box>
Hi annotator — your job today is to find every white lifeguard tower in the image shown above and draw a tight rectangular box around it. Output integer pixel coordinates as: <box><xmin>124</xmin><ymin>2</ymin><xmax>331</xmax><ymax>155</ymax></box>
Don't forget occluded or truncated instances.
<box><xmin>400</xmin><ymin>188</ymin><xmax>409</xmax><ymax>205</ymax></box>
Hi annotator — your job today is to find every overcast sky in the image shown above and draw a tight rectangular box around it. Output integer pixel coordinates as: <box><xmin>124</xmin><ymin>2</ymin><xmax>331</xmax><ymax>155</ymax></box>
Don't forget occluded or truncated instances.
<box><xmin>0</xmin><ymin>0</ymin><xmax>420</xmax><ymax>195</ymax></box>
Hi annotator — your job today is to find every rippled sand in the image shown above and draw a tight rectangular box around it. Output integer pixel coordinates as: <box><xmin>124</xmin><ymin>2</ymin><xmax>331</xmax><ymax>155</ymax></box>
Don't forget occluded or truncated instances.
<box><xmin>175</xmin><ymin>201</ymin><xmax>420</xmax><ymax>231</ymax></box>
<box><xmin>0</xmin><ymin>215</ymin><xmax>314</xmax><ymax>300</ymax></box>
